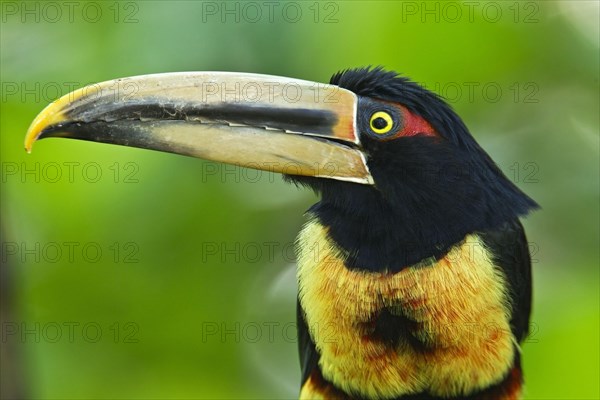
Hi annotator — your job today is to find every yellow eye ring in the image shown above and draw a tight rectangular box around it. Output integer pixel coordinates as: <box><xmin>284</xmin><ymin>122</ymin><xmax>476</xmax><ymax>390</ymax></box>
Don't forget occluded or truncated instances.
<box><xmin>369</xmin><ymin>111</ymin><xmax>393</xmax><ymax>135</ymax></box>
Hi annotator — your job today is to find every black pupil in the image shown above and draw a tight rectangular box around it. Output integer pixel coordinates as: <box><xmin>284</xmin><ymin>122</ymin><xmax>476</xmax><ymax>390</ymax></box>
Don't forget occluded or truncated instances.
<box><xmin>373</xmin><ymin>117</ymin><xmax>388</xmax><ymax>130</ymax></box>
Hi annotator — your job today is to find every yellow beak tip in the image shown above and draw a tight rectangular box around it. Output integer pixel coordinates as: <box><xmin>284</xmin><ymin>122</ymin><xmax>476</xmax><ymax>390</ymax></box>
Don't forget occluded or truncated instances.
<box><xmin>24</xmin><ymin>100</ymin><xmax>69</xmax><ymax>154</ymax></box>
<box><xmin>24</xmin><ymin>125</ymin><xmax>42</xmax><ymax>153</ymax></box>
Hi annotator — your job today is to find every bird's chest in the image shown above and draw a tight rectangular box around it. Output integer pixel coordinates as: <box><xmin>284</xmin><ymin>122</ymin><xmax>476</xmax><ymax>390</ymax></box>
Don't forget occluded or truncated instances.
<box><xmin>297</xmin><ymin>220</ymin><xmax>516</xmax><ymax>399</ymax></box>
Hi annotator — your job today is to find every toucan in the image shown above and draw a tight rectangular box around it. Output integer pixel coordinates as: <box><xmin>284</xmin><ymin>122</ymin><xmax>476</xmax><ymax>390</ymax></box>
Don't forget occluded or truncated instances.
<box><xmin>25</xmin><ymin>67</ymin><xmax>538</xmax><ymax>399</ymax></box>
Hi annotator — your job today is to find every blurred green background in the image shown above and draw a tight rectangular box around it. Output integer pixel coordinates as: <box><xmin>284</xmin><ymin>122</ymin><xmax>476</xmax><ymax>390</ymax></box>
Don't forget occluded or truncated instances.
<box><xmin>1</xmin><ymin>1</ymin><xmax>598</xmax><ymax>399</ymax></box>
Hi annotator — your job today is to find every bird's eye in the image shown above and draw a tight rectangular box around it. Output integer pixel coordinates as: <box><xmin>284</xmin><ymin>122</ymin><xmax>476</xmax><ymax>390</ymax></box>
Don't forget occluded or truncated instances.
<box><xmin>369</xmin><ymin>111</ymin><xmax>393</xmax><ymax>135</ymax></box>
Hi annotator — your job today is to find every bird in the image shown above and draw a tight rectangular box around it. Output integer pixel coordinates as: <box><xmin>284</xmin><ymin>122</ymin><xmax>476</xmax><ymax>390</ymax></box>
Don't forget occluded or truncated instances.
<box><xmin>25</xmin><ymin>67</ymin><xmax>538</xmax><ymax>399</ymax></box>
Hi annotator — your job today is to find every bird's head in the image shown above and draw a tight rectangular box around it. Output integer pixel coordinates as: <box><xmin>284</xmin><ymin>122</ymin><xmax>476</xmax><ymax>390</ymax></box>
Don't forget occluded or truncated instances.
<box><xmin>25</xmin><ymin>67</ymin><xmax>538</xmax><ymax>271</ymax></box>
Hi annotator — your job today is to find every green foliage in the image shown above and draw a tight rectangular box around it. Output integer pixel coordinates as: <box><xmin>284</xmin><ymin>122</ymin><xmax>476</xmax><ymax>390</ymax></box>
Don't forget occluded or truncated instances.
<box><xmin>1</xmin><ymin>1</ymin><xmax>598</xmax><ymax>398</ymax></box>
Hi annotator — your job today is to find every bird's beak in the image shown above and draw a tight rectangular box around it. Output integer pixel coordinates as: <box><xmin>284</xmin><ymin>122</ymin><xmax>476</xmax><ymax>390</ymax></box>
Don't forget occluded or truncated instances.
<box><xmin>24</xmin><ymin>72</ymin><xmax>373</xmax><ymax>185</ymax></box>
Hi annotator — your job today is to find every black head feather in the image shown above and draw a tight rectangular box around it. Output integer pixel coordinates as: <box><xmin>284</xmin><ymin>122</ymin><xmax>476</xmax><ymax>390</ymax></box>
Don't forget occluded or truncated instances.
<box><xmin>287</xmin><ymin>67</ymin><xmax>539</xmax><ymax>272</ymax></box>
